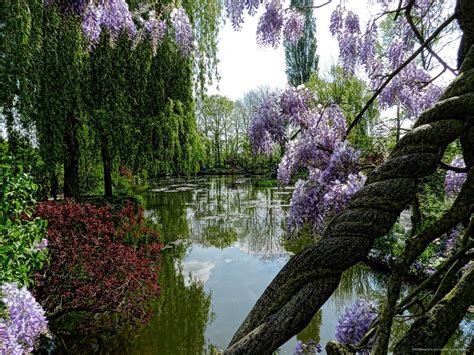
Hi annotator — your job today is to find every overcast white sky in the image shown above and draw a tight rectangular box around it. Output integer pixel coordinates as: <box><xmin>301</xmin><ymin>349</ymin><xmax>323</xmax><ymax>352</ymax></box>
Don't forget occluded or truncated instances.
<box><xmin>208</xmin><ymin>1</ymin><xmax>459</xmax><ymax>101</ymax></box>
<box><xmin>208</xmin><ymin>1</ymin><xmax>365</xmax><ymax>100</ymax></box>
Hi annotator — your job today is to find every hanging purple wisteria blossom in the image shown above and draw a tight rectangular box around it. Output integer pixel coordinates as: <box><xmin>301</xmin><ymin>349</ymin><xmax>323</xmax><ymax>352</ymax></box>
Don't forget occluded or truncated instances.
<box><xmin>0</xmin><ymin>283</ymin><xmax>49</xmax><ymax>354</ymax></box>
<box><xmin>256</xmin><ymin>1</ymin><xmax>284</xmax><ymax>47</ymax></box>
<box><xmin>335</xmin><ymin>299</ymin><xmax>377</xmax><ymax>354</ymax></box>
<box><xmin>329</xmin><ymin>2</ymin><xmax>446</xmax><ymax>118</ymax></box>
<box><xmin>248</xmin><ymin>95</ymin><xmax>285</xmax><ymax>155</ymax></box>
<box><xmin>248</xmin><ymin>86</ymin><xmax>365</xmax><ymax>238</ymax></box>
<box><xmin>144</xmin><ymin>11</ymin><xmax>168</xmax><ymax>56</ymax></box>
<box><xmin>445</xmin><ymin>155</ymin><xmax>467</xmax><ymax>199</ymax></box>
<box><xmin>47</xmin><ymin>0</ymin><xmax>193</xmax><ymax>56</ymax></box>
<box><xmin>171</xmin><ymin>7</ymin><xmax>194</xmax><ymax>56</ymax></box>
<box><xmin>224</xmin><ymin>0</ymin><xmax>263</xmax><ymax>29</ymax></box>
<box><xmin>284</xmin><ymin>10</ymin><xmax>305</xmax><ymax>43</ymax></box>
<box><xmin>293</xmin><ymin>339</ymin><xmax>322</xmax><ymax>354</ymax></box>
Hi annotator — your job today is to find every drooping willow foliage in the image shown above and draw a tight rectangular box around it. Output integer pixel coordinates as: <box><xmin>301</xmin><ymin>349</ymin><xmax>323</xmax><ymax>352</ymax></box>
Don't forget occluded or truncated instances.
<box><xmin>1</xmin><ymin>0</ymin><xmax>222</xmax><ymax>199</ymax></box>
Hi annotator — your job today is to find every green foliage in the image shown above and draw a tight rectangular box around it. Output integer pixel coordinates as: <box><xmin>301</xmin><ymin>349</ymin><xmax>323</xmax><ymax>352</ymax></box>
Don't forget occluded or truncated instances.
<box><xmin>0</xmin><ymin>162</ymin><xmax>48</xmax><ymax>286</ymax></box>
<box><xmin>182</xmin><ymin>0</ymin><xmax>223</xmax><ymax>95</ymax></box>
<box><xmin>372</xmin><ymin>222</ymin><xmax>407</xmax><ymax>259</ymax></box>
<box><xmin>0</xmin><ymin>0</ymin><xmax>43</xmax><ymax>152</ymax></box>
<box><xmin>284</xmin><ymin>0</ymin><xmax>319</xmax><ymax>86</ymax></box>
<box><xmin>254</xmin><ymin>179</ymin><xmax>278</xmax><ymax>187</ymax></box>
<box><xmin>198</xmin><ymin>95</ymin><xmax>235</xmax><ymax>169</ymax></box>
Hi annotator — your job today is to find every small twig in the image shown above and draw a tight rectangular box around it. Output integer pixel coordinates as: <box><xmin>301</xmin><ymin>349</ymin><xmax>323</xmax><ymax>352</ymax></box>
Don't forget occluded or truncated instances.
<box><xmin>393</xmin><ymin>0</ymin><xmax>404</xmax><ymax>21</ymax></box>
<box><xmin>345</xmin><ymin>13</ymin><xmax>456</xmax><ymax>138</ymax></box>
<box><xmin>405</xmin><ymin>0</ymin><xmax>457</xmax><ymax>75</ymax></box>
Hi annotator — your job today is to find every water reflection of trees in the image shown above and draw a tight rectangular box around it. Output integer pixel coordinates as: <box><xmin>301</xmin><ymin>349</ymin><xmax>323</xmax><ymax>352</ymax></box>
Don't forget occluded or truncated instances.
<box><xmin>145</xmin><ymin>190</ymin><xmax>193</xmax><ymax>243</ymax></box>
<box><xmin>129</xmin><ymin>253</ymin><xmax>212</xmax><ymax>355</ymax></box>
<box><xmin>145</xmin><ymin>176</ymin><xmax>292</xmax><ymax>257</ymax></box>
<box><xmin>333</xmin><ymin>263</ymin><xmax>389</xmax><ymax>313</ymax></box>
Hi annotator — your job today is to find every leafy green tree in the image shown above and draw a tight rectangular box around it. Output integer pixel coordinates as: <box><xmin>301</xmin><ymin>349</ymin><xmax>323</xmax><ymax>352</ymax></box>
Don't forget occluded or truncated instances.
<box><xmin>198</xmin><ymin>95</ymin><xmax>234</xmax><ymax>168</ymax></box>
<box><xmin>284</xmin><ymin>0</ymin><xmax>319</xmax><ymax>86</ymax></box>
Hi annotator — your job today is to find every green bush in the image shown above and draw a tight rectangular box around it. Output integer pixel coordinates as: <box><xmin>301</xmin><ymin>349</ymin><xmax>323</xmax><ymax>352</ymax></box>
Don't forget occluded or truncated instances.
<box><xmin>0</xmin><ymin>161</ymin><xmax>49</xmax><ymax>286</ymax></box>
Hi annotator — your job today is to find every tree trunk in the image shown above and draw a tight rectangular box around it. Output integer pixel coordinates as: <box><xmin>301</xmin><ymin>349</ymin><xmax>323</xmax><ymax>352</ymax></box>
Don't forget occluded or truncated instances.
<box><xmin>63</xmin><ymin>115</ymin><xmax>80</xmax><ymax>201</ymax></box>
<box><xmin>101</xmin><ymin>139</ymin><xmax>113</xmax><ymax>200</ymax></box>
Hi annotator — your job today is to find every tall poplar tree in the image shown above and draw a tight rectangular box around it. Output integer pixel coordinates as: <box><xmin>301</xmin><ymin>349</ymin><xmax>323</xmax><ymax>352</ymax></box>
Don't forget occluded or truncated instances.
<box><xmin>284</xmin><ymin>0</ymin><xmax>319</xmax><ymax>86</ymax></box>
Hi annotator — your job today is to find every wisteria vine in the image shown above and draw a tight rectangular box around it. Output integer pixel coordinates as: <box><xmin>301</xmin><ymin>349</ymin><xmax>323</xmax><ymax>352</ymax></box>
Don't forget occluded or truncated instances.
<box><xmin>329</xmin><ymin>1</ymin><xmax>449</xmax><ymax>119</ymax></box>
<box><xmin>445</xmin><ymin>155</ymin><xmax>467</xmax><ymax>200</ymax></box>
<box><xmin>225</xmin><ymin>0</ymin><xmax>306</xmax><ymax>47</ymax></box>
<box><xmin>335</xmin><ymin>299</ymin><xmax>378</xmax><ymax>354</ymax></box>
<box><xmin>249</xmin><ymin>86</ymin><xmax>365</xmax><ymax>238</ymax></box>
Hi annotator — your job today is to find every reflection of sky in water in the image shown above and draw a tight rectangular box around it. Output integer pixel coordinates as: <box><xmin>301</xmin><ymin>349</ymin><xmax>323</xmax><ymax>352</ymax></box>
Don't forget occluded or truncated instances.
<box><xmin>140</xmin><ymin>176</ymin><xmax>472</xmax><ymax>354</ymax></box>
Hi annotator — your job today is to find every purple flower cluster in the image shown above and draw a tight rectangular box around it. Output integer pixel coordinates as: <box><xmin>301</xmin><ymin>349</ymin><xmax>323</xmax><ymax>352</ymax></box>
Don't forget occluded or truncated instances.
<box><xmin>248</xmin><ymin>86</ymin><xmax>364</xmax><ymax>238</ymax></box>
<box><xmin>80</xmin><ymin>0</ymin><xmax>137</xmax><ymax>43</ymax></box>
<box><xmin>48</xmin><ymin>1</ymin><xmax>193</xmax><ymax>56</ymax></box>
<box><xmin>0</xmin><ymin>283</ymin><xmax>48</xmax><ymax>354</ymax></box>
<box><xmin>33</xmin><ymin>238</ymin><xmax>49</xmax><ymax>252</ymax></box>
<box><xmin>248</xmin><ymin>95</ymin><xmax>285</xmax><ymax>155</ymax></box>
<box><xmin>293</xmin><ymin>340</ymin><xmax>322</xmax><ymax>354</ymax></box>
<box><xmin>224</xmin><ymin>0</ymin><xmax>306</xmax><ymax>47</ymax></box>
<box><xmin>144</xmin><ymin>11</ymin><xmax>167</xmax><ymax>55</ymax></box>
<box><xmin>284</xmin><ymin>10</ymin><xmax>305</xmax><ymax>44</ymax></box>
<box><xmin>329</xmin><ymin>4</ymin><xmax>445</xmax><ymax>118</ymax></box>
<box><xmin>256</xmin><ymin>1</ymin><xmax>284</xmax><ymax>47</ymax></box>
<box><xmin>171</xmin><ymin>7</ymin><xmax>194</xmax><ymax>56</ymax></box>
<box><xmin>225</xmin><ymin>0</ymin><xmax>262</xmax><ymax>29</ymax></box>
<box><xmin>287</xmin><ymin>167</ymin><xmax>365</xmax><ymax>237</ymax></box>
<box><xmin>445</xmin><ymin>155</ymin><xmax>467</xmax><ymax>199</ymax></box>
<box><xmin>335</xmin><ymin>299</ymin><xmax>377</xmax><ymax>354</ymax></box>
<box><xmin>280</xmin><ymin>87</ymin><xmax>313</xmax><ymax>126</ymax></box>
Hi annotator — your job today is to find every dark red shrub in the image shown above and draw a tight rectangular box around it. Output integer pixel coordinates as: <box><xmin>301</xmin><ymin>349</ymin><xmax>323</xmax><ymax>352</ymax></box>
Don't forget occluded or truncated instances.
<box><xmin>33</xmin><ymin>200</ymin><xmax>163</xmax><ymax>329</ymax></box>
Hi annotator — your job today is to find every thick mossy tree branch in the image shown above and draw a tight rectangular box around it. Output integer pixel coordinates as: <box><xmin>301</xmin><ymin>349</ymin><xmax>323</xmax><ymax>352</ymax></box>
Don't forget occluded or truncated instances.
<box><xmin>372</xmin><ymin>167</ymin><xmax>474</xmax><ymax>353</ymax></box>
<box><xmin>225</xmin><ymin>2</ymin><xmax>473</xmax><ymax>353</ymax></box>
<box><xmin>393</xmin><ymin>267</ymin><xmax>474</xmax><ymax>354</ymax></box>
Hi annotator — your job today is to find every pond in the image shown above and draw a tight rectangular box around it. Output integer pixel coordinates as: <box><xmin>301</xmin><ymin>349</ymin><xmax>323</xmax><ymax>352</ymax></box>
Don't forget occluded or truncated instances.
<box><xmin>118</xmin><ymin>176</ymin><xmax>470</xmax><ymax>354</ymax></box>
<box><xmin>124</xmin><ymin>177</ymin><xmax>384</xmax><ymax>354</ymax></box>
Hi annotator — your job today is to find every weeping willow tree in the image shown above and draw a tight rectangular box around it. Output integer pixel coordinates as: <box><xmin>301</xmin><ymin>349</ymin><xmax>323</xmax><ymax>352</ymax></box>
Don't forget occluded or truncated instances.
<box><xmin>1</xmin><ymin>0</ymin><xmax>222</xmax><ymax>199</ymax></box>
<box><xmin>0</xmin><ymin>0</ymin><xmax>43</xmax><ymax>155</ymax></box>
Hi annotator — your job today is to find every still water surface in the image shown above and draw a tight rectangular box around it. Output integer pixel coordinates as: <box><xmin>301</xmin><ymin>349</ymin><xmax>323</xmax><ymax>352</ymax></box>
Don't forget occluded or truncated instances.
<box><xmin>127</xmin><ymin>176</ymin><xmax>388</xmax><ymax>354</ymax></box>
<box><xmin>127</xmin><ymin>176</ymin><xmax>471</xmax><ymax>354</ymax></box>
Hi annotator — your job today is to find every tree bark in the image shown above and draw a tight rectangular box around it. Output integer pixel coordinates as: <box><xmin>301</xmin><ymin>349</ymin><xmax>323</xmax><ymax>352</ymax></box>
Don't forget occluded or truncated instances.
<box><xmin>101</xmin><ymin>140</ymin><xmax>113</xmax><ymax>200</ymax></box>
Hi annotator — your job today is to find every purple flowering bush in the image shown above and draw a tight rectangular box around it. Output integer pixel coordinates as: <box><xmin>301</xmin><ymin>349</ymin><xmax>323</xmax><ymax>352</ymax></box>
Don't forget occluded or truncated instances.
<box><xmin>0</xmin><ymin>283</ymin><xmax>49</xmax><ymax>354</ymax></box>
<box><xmin>335</xmin><ymin>299</ymin><xmax>377</xmax><ymax>354</ymax></box>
